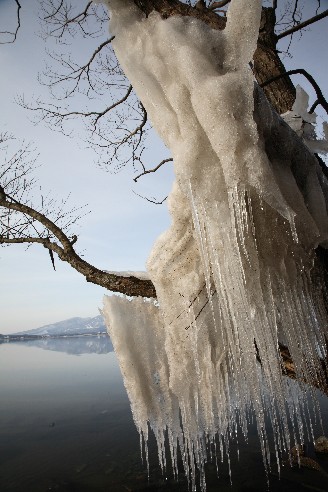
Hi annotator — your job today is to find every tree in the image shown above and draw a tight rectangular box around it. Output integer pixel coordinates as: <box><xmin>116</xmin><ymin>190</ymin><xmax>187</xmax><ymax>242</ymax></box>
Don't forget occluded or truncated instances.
<box><xmin>1</xmin><ymin>0</ymin><xmax>328</xmax><ymax>386</ymax></box>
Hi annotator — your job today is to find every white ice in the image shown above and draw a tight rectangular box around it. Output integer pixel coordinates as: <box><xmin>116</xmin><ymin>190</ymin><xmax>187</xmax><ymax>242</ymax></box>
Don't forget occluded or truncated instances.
<box><xmin>282</xmin><ymin>84</ymin><xmax>328</xmax><ymax>154</ymax></box>
<box><xmin>100</xmin><ymin>1</ymin><xmax>328</xmax><ymax>490</ymax></box>
<box><xmin>105</xmin><ymin>271</ymin><xmax>150</xmax><ymax>280</ymax></box>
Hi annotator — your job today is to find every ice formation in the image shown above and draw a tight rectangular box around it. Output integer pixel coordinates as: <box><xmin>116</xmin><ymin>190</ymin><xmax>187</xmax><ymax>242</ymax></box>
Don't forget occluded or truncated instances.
<box><xmin>282</xmin><ymin>84</ymin><xmax>328</xmax><ymax>154</ymax></box>
<box><xmin>101</xmin><ymin>0</ymin><xmax>328</xmax><ymax>489</ymax></box>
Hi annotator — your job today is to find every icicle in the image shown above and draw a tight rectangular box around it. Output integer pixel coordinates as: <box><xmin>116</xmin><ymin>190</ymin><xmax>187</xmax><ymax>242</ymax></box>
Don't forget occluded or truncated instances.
<box><xmin>100</xmin><ymin>0</ymin><xmax>328</xmax><ymax>490</ymax></box>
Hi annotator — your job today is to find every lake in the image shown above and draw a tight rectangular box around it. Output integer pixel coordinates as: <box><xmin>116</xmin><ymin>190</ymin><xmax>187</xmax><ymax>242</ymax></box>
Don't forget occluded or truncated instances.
<box><xmin>1</xmin><ymin>337</ymin><xmax>328</xmax><ymax>492</ymax></box>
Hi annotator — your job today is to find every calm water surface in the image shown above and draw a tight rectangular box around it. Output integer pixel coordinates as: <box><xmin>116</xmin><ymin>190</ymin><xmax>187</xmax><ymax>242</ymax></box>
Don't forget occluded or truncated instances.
<box><xmin>1</xmin><ymin>338</ymin><xmax>328</xmax><ymax>492</ymax></box>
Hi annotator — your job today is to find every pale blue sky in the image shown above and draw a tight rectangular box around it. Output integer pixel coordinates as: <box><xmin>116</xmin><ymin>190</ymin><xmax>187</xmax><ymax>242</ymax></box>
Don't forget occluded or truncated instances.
<box><xmin>0</xmin><ymin>0</ymin><xmax>327</xmax><ymax>333</ymax></box>
<box><xmin>0</xmin><ymin>0</ymin><xmax>173</xmax><ymax>333</ymax></box>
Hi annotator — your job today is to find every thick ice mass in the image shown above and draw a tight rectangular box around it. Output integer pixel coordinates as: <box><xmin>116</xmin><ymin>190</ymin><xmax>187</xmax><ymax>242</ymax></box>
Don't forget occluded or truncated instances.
<box><xmin>282</xmin><ymin>84</ymin><xmax>328</xmax><ymax>155</ymax></box>
<box><xmin>101</xmin><ymin>0</ymin><xmax>328</xmax><ymax>489</ymax></box>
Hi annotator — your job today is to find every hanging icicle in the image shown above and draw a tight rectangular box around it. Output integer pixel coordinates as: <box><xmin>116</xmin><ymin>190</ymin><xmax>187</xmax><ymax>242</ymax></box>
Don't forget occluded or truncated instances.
<box><xmin>101</xmin><ymin>0</ymin><xmax>328</xmax><ymax>489</ymax></box>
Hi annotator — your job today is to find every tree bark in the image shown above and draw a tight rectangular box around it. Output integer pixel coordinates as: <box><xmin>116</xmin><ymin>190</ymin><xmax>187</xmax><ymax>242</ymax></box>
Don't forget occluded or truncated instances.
<box><xmin>133</xmin><ymin>0</ymin><xmax>226</xmax><ymax>29</ymax></box>
<box><xmin>254</xmin><ymin>7</ymin><xmax>296</xmax><ymax>113</ymax></box>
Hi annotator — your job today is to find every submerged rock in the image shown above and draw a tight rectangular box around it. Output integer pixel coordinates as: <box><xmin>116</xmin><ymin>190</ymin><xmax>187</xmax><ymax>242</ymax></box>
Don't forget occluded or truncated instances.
<box><xmin>315</xmin><ymin>436</ymin><xmax>328</xmax><ymax>454</ymax></box>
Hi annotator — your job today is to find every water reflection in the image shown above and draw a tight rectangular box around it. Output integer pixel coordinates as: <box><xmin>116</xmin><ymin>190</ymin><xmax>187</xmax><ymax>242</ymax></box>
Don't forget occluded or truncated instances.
<box><xmin>1</xmin><ymin>340</ymin><xmax>328</xmax><ymax>492</ymax></box>
<box><xmin>0</xmin><ymin>340</ymin><xmax>139</xmax><ymax>492</ymax></box>
<box><xmin>13</xmin><ymin>334</ymin><xmax>114</xmax><ymax>355</ymax></box>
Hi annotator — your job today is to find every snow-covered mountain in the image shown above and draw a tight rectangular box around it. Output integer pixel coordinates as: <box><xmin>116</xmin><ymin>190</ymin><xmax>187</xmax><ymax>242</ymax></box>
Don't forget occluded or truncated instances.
<box><xmin>13</xmin><ymin>315</ymin><xmax>107</xmax><ymax>337</ymax></box>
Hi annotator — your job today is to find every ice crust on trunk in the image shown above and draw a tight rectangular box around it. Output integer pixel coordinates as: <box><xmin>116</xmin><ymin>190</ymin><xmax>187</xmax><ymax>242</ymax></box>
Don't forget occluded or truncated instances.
<box><xmin>101</xmin><ymin>0</ymin><xmax>328</xmax><ymax>489</ymax></box>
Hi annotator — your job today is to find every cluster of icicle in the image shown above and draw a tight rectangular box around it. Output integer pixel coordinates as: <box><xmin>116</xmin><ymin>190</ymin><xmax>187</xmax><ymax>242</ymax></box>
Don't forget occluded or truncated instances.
<box><xmin>100</xmin><ymin>0</ymin><xmax>328</xmax><ymax>489</ymax></box>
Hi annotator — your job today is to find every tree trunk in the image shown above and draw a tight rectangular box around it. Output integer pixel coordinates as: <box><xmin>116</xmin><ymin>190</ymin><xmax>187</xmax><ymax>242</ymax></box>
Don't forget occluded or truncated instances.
<box><xmin>133</xmin><ymin>1</ymin><xmax>296</xmax><ymax>113</ymax></box>
<box><xmin>254</xmin><ymin>7</ymin><xmax>296</xmax><ymax>113</ymax></box>
<box><xmin>123</xmin><ymin>0</ymin><xmax>327</xmax><ymax>394</ymax></box>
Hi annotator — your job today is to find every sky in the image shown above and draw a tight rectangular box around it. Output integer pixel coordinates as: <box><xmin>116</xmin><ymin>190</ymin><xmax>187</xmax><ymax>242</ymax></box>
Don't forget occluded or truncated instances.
<box><xmin>0</xmin><ymin>0</ymin><xmax>327</xmax><ymax>333</ymax></box>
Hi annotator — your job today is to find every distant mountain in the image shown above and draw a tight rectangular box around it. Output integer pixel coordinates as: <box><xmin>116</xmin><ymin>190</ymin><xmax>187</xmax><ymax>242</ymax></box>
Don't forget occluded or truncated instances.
<box><xmin>13</xmin><ymin>315</ymin><xmax>107</xmax><ymax>337</ymax></box>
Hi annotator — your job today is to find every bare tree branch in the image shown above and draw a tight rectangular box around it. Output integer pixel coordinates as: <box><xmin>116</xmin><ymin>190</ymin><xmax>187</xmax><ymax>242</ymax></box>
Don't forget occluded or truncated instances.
<box><xmin>21</xmin><ymin>85</ymin><xmax>133</xmax><ymax>131</ymax></box>
<box><xmin>44</xmin><ymin>0</ymin><xmax>64</xmax><ymax>20</ymax></box>
<box><xmin>316</xmin><ymin>1</ymin><xmax>321</xmax><ymax>15</ymax></box>
<box><xmin>277</xmin><ymin>8</ymin><xmax>328</xmax><ymax>40</ymax></box>
<box><xmin>88</xmin><ymin>100</ymin><xmax>150</xmax><ymax>174</ymax></box>
<box><xmin>39</xmin><ymin>0</ymin><xmax>105</xmax><ymax>39</ymax></box>
<box><xmin>2</xmin><ymin>199</ymin><xmax>76</xmax><ymax>249</ymax></box>
<box><xmin>132</xmin><ymin>190</ymin><xmax>168</xmax><ymax>205</ymax></box>
<box><xmin>0</xmin><ymin>0</ymin><xmax>21</xmax><ymax>44</ymax></box>
<box><xmin>48</xmin><ymin>0</ymin><xmax>92</xmax><ymax>32</ymax></box>
<box><xmin>261</xmin><ymin>68</ymin><xmax>328</xmax><ymax>115</ymax></box>
<box><xmin>0</xmin><ymin>136</ymin><xmax>156</xmax><ymax>297</ymax></box>
<box><xmin>133</xmin><ymin>158</ymin><xmax>173</xmax><ymax>182</ymax></box>
<box><xmin>309</xmin><ymin>99</ymin><xmax>320</xmax><ymax>114</ymax></box>
<box><xmin>291</xmin><ymin>0</ymin><xmax>300</xmax><ymax>25</ymax></box>
<box><xmin>0</xmin><ymin>194</ymin><xmax>156</xmax><ymax>297</ymax></box>
<box><xmin>0</xmin><ymin>200</ymin><xmax>156</xmax><ymax>297</ymax></box>
<box><xmin>38</xmin><ymin>36</ymin><xmax>116</xmax><ymax>99</ymax></box>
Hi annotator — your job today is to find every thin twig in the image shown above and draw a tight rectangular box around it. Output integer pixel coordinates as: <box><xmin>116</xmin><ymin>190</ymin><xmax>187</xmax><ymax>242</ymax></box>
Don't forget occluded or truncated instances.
<box><xmin>291</xmin><ymin>0</ymin><xmax>300</xmax><ymax>25</ymax></box>
<box><xmin>23</xmin><ymin>85</ymin><xmax>133</xmax><ymax>127</ymax></box>
<box><xmin>41</xmin><ymin>36</ymin><xmax>115</xmax><ymax>98</ymax></box>
<box><xmin>44</xmin><ymin>0</ymin><xmax>64</xmax><ymax>20</ymax></box>
<box><xmin>47</xmin><ymin>1</ymin><xmax>93</xmax><ymax>37</ymax></box>
<box><xmin>277</xmin><ymin>9</ymin><xmax>328</xmax><ymax>40</ymax></box>
<box><xmin>132</xmin><ymin>190</ymin><xmax>167</xmax><ymax>205</ymax></box>
<box><xmin>0</xmin><ymin>0</ymin><xmax>21</xmax><ymax>44</ymax></box>
<box><xmin>133</xmin><ymin>158</ymin><xmax>173</xmax><ymax>182</ymax></box>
